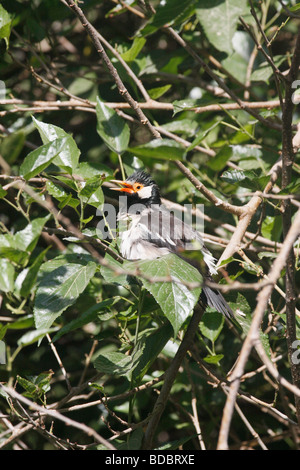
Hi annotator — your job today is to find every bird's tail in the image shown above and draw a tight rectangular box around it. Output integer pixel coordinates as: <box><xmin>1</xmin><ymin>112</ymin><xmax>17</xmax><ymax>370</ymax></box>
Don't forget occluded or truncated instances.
<box><xmin>200</xmin><ymin>285</ymin><xmax>234</xmax><ymax>320</ymax></box>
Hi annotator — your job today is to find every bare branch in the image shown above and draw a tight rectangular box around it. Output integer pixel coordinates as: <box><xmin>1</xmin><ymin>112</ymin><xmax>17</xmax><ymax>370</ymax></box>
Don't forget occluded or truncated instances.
<box><xmin>217</xmin><ymin>207</ymin><xmax>300</xmax><ymax>450</ymax></box>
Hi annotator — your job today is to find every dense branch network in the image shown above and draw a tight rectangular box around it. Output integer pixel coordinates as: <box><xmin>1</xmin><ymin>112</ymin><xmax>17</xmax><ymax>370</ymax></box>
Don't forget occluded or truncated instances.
<box><xmin>0</xmin><ymin>0</ymin><xmax>299</xmax><ymax>451</ymax></box>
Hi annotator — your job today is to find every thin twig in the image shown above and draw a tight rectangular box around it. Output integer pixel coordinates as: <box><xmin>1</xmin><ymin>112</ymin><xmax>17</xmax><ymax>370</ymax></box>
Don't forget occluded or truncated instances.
<box><xmin>0</xmin><ymin>385</ymin><xmax>116</xmax><ymax>450</ymax></box>
<box><xmin>217</xmin><ymin>207</ymin><xmax>300</xmax><ymax>450</ymax></box>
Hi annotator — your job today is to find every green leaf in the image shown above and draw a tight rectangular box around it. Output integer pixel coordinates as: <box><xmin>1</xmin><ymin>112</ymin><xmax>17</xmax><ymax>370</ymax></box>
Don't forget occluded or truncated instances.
<box><xmin>251</xmin><ymin>55</ymin><xmax>287</xmax><ymax>82</ymax></box>
<box><xmin>200</xmin><ymin>310</ymin><xmax>224</xmax><ymax>343</ymax></box>
<box><xmin>32</xmin><ymin>116</ymin><xmax>80</xmax><ymax>173</ymax></box>
<box><xmin>45</xmin><ymin>181</ymin><xmax>79</xmax><ymax>209</ymax></box>
<box><xmin>34</xmin><ymin>253</ymin><xmax>97</xmax><ymax>330</ymax></box>
<box><xmin>93</xmin><ymin>350</ymin><xmax>139</xmax><ymax>377</ymax></box>
<box><xmin>148</xmin><ymin>84</ymin><xmax>171</xmax><ymax>99</ymax></box>
<box><xmin>79</xmin><ymin>176</ymin><xmax>104</xmax><ymax>209</ymax></box>
<box><xmin>14</xmin><ymin>247</ymin><xmax>50</xmax><ymax>298</ymax></box>
<box><xmin>6</xmin><ymin>315</ymin><xmax>34</xmax><ymax>330</ymax></box>
<box><xmin>100</xmin><ymin>252</ymin><xmax>129</xmax><ymax>288</ymax></box>
<box><xmin>127</xmin><ymin>428</ymin><xmax>144</xmax><ymax>451</ymax></box>
<box><xmin>196</xmin><ymin>0</ymin><xmax>248</xmax><ymax>55</ymax></box>
<box><xmin>187</xmin><ymin>120</ymin><xmax>221</xmax><ymax>151</ymax></box>
<box><xmin>278</xmin><ymin>178</ymin><xmax>300</xmax><ymax>196</ymax></box>
<box><xmin>75</xmin><ymin>161</ymin><xmax>113</xmax><ymax>179</ymax></box>
<box><xmin>232</xmin><ymin>293</ymin><xmax>271</xmax><ymax>357</ymax></box>
<box><xmin>96</xmin><ymin>96</ymin><xmax>130</xmax><ymax>154</ymax></box>
<box><xmin>17</xmin><ymin>327</ymin><xmax>59</xmax><ymax>347</ymax></box>
<box><xmin>52</xmin><ymin>298</ymin><xmax>120</xmax><ymax>342</ymax></box>
<box><xmin>131</xmin><ymin>323</ymin><xmax>173</xmax><ymax>383</ymax></box>
<box><xmin>0</xmin><ymin>216</ymin><xmax>50</xmax><ymax>266</ymax></box>
<box><xmin>17</xmin><ymin>371</ymin><xmax>53</xmax><ymax>400</ymax></box>
<box><xmin>94</xmin><ymin>324</ymin><xmax>172</xmax><ymax>381</ymax></box>
<box><xmin>0</xmin><ymin>340</ymin><xmax>5</xmax><ymax>365</ymax></box>
<box><xmin>130</xmin><ymin>254</ymin><xmax>202</xmax><ymax>335</ymax></box>
<box><xmin>161</xmin><ymin>119</ymin><xmax>198</xmax><ymax>137</ymax></box>
<box><xmin>172</xmin><ymin>98</ymin><xmax>203</xmax><ymax>115</ymax></box>
<box><xmin>14</xmin><ymin>215</ymin><xmax>51</xmax><ymax>252</ymax></box>
<box><xmin>203</xmin><ymin>353</ymin><xmax>224</xmax><ymax>364</ymax></box>
<box><xmin>0</xmin><ymin>259</ymin><xmax>15</xmax><ymax>293</ymax></box>
<box><xmin>0</xmin><ymin>246</ymin><xmax>28</xmax><ymax>265</ymax></box>
<box><xmin>141</xmin><ymin>0</ymin><xmax>197</xmax><ymax>36</ymax></box>
<box><xmin>0</xmin><ymin>131</ymin><xmax>25</xmax><ymax>165</ymax></box>
<box><xmin>20</xmin><ymin>138</ymin><xmax>69</xmax><ymax>180</ymax></box>
<box><xmin>261</xmin><ymin>216</ymin><xmax>282</xmax><ymax>242</ymax></box>
<box><xmin>290</xmin><ymin>3</ymin><xmax>300</xmax><ymax>11</ymax></box>
<box><xmin>0</xmin><ymin>4</ymin><xmax>12</xmax><ymax>48</ymax></box>
<box><xmin>127</xmin><ymin>138</ymin><xmax>186</xmax><ymax>160</ymax></box>
<box><xmin>0</xmin><ymin>184</ymin><xmax>7</xmax><ymax>199</ymax></box>
<box><xmin>206</xmin><ymin>146</ymin><xmax>232</xmax><ymax>171</ymax></box>
<box><xmin>221</xmin><ymin>169</ymin><xmax>269</xmax><ymax>190</ymax></box>
<box><xmin>121</xmin><ymin>37</ymin><xmax>146</xmax><ymax>62</ymax></box>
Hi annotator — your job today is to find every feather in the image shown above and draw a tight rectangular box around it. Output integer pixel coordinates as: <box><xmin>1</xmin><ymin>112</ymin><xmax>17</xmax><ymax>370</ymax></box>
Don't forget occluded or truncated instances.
<box><xmin>116</xmin><ymin>173</ymin><xmax>234</xmax><ymax>320</ymax></box>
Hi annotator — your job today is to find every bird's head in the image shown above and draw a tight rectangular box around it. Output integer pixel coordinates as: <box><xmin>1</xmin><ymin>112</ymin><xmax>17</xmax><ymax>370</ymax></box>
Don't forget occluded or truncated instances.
<box><xmin>110</xmin><ymin>170</ymin><xmax>161</xmax><ymax>207</ymax></box>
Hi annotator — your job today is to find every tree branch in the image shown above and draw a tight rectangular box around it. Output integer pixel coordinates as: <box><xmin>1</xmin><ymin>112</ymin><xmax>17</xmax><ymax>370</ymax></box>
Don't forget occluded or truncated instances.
<box><xmin>142</xmin><ymin>303</ymin><xmax>205</xmax><ymax>449</ymax></box>
<box><xmin>62</xmin><ymin>0</ymin><xmax>161</xmax><ymax>139</ymax></box>
<box><xmin>281</xmin><ymin>26</ymin><xmax>300</xmax><ymax>424</ymax></box>
<box><xmin>217</xmin><ymin>207</ymin><xmax>300</xmax><ymax>450</ymax></box>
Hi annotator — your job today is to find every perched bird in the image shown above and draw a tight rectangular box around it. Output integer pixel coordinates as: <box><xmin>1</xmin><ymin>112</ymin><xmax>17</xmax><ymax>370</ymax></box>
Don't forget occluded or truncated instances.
<box><xmin>110</xmin><ymin>170</ymin><xmax>234</xmax><ymax>320</ymax></box>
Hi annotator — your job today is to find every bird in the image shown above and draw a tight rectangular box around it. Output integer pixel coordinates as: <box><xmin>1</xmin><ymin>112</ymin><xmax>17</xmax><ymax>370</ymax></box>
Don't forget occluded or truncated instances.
<box><xmin>110</xmin><ymin>170</ymin><xmax>234</xmax><ymax>320</ymax></box>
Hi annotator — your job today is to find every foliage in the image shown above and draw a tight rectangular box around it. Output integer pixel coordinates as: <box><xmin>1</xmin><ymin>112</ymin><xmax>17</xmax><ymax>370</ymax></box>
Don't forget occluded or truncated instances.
<box><xmin>0</xmin><ymin>0</ymin><xmax>299</xmax><ymax>451</ymax></box>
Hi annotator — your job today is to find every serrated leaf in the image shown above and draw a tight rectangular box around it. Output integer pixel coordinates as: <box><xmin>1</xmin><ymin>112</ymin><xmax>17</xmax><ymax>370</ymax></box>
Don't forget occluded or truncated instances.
<box><xmin>251</xmin><ymin>55</ymin><xmax>286</xmax><ymax>82</ymax></box>
<box><xmin>34</xmin><ymin>254</ymin><xmax>97</xmax><ymax>330</ymax></box>
<box><xmin>129</xmin><ymin>254</ymin><xmax>202</xmax><ymax>335</ymax></box>
<box><xmin>52</xmin><ymin>298</ymin><xmax>120</xmax><ymax>342</ymax></box>
<box><xmin>100</xmin><ymin>252</ymin><xmax>129</xmax><ymax>288</ymax></box>
<box><xmin>93</xmin><ymin>350</ymin><xmax>140</xmax><ymax>377</ymax></box>
<box><xmin>261</xmin><ymin>215</ymin><xmax>282</xmax><ymax>242</ymax></box>
<box><xmin>127</xmin><ymin>138</ymin><xmax>186</xmax><ymax>160</ymax></box>
<box><xmin>17</xmin><ymin>371</ymin><xmax>53</xmax><ymax>399</ymax></box>
<box><xmin>200</xmin><ymin>310</ymin><xmax>224</xmax><ymax>343</ymax></box>
<box><xmin>203</xmin><ymin>353</ymin><xmax>224</xmax><ymax>364</ymax></box>
<box><xmin>45</xmin><ymin>181</ymin><xmax>79</xmax><ymax>209</ymax></box>
<box><xmin>79</xmin><ymin>176</ymin><xmax>104</xmax><ymax>208</ymax></box>
<box><xmin>94</xmin><ymin>324</ymin><xmax>173</xmax><ymax>381</ymax></box>
<box><xmin>196</xmin><ymin>0</ymin><xmax>248</xmax><ymax>55</ymax></box>
<box><xmin>172</xmin><ymin>98</ymin><xmax>203</xmax><ymax>115</ymax></box>
<box><xmin>20</xmin><ymin>137</ymin><xmax>69</xmax><ymax>180</ymax></box>
<box><xmin>0</xmin><ymin>216</ymin><xmax>50</xmax><ymax>267</ymax></box>
<box><xmin>148</xmin><ymin>84</ymin><xmax>171</xmax><ymax>99</ymax></box>
<box><xmin>0</xmin><ymin>4</ymin><xmax>12</xmax><ymax>48</ymax></box>
<box><xmin>17</xmin><ymin>327</ymin><xmax>59</xmax><ymax>347</ymax></box>
<box><xmin>0</xmin><ymin>184</ymin><xmax>7</xmax><ymax>199</ymax></box>
<box><xmin>141</xmin><ymin>0</ymin><xmax>197</xmax><ymax>36</ymax></box>
<box><xmin>121</xmin><ymin>37</ymin><xmax>146</xmax><ymax>62</ymax></box>
<box><xmin>14</xmin><ymin>215</ymin><xmax>51</xmax><ymax>253</ymax></box>
<box><xmin>96</xmin><ymin>96</ymin><xmax>130</xmax><ymax>154</ymax></box>
<box><xmin>131</xmin><ymin>323</ymin><xmax>173</xmax><ymax>383</ymax></box>
<box><xmin>221</xmin><ymin>169</ymin><xmax>269</xmax><ymax>190</ymax></box>
<box><xmin>0</xmin><ymin>259</ymin><xmax>14</xmax><ymax>293</ymax></box>
<box><xmin>232</xmin><ymin>293</ymin><xmax>271</xmax><ymax>357</ymax></box>
<box><xmin>75</xmin><ymin>161</ymin><xmax>113</xmax><ymax>179</ymax></box>
<box><xmin>32</xmin><ymin>116</ymin><xmax>80</xmax><ymax>173</ymax></box>
<box><xmin>206</xmin><ymin>146</ymin><xmax>232</xmax><ymax>171</ymax></box>
<box><xmin>0</xmin><ymin>341</ymin><xmax>5</xmax><ymax>365</ymax></box>
<box><xmin>14</xmin><ymin>247</ymin><xmax>50</xmax><ymax>298</ymax></box>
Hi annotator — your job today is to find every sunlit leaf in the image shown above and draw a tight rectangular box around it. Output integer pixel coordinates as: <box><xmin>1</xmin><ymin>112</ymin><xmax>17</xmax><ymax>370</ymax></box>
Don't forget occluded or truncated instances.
<box><xmin>96</xmin><ymin>96</ymin><xmax>130</xmax><ymax>154</ymax></box>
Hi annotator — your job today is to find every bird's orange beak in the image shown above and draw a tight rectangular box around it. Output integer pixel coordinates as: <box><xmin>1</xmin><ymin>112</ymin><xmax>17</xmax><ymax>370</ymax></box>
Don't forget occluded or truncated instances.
<box><xmin>109</xmin><ymin>179</ymin><xmax>135</xmax><ymax>193</ymax></box>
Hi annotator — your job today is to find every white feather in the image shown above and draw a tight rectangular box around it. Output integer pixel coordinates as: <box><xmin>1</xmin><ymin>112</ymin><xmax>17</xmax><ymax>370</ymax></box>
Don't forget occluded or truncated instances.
<box><xmin>137</xmin><ymin>185</ymin><xmax>153</xmax><ymax>199</ymax></box>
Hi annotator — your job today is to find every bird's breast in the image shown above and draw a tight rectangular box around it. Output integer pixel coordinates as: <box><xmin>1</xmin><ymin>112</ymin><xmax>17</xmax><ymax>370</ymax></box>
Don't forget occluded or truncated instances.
<box><xmin>118</xmin><ymin>211</ymin><xmax>170</xmax><ymax>261</ymax></box>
